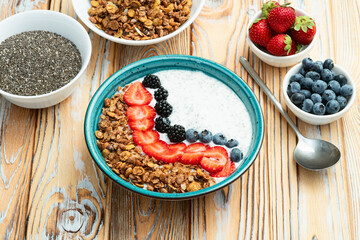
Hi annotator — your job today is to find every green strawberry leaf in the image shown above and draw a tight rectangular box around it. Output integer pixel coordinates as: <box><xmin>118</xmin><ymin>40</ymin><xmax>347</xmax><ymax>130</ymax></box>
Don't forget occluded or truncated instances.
<box><xmin>296</xmin><ymin>43</ymin><xmax>302</xmax><ymax>53</ymax></box>
<box><xmin>292</xmin><ymin>16</ymin><xmax>316</xmax><ymax>33</ymax></box>
<box><xmin>261</xmin><ymin>1</ymin><xmax>279</xmax><ymax>18</ymax></box>
<box><xmin>284</xmin><ymin>34</ymin><xmax>293</xmax><ymax>54</ymax></box>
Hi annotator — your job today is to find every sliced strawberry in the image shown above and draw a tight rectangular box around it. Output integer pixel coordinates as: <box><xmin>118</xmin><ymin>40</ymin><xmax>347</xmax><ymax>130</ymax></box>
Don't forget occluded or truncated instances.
<box><xmin>158</xmin><ymin>148</ymin><xmax>182</xmax><ymax>163</ymax></box>
<box><xmin>142</xmin><ymin>140</ymin><xmax>168</xmax><ymax>159</ymax></box>
<box><xmin>133</xmin><ymin>130</ymin><xmax>160</xmax><ymax>146</ymax></box>
<box><xmin>210</xmin><ymin>159</ymin><xmax>236</xmax><ymax>177</ymax></box>
<box><xmin>185</xmin><ymin>143</ymin><xmax>207</xmax><ymax>153</ymax></box>
<box><xmin>181</xmin><ymin>152</ymin><xmax>204</xmax><ymax>165</ymax></box>
<box><xmin>124</xmin><ymin>82</ymin><xmax>152</xmax><ymax>106</ymax></box>
<box><xmin>169</xmin><ymin>143</ymin><xmax>186</xmax><ymax>152</ymax></box>
<box><xmin>127</xmin><ymin>105</ymin><xmax>156</xmax><ymax>121</ymax></box>
<box><xmin>129</xmin><ymin>118</ymin><xmax>154</xmax><ymax>131</ymax></box>
<box><xmin>200</xmin><ymin>146</ymin><xmax>228</xmax><ymax>173</ymax></box>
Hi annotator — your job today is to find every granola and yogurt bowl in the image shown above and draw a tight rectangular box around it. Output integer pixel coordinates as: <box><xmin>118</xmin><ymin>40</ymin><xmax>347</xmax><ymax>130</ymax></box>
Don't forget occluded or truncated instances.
<box><xmin>85</xmin><ymin>55</ymin><xmax>264</xmax><ymax>199</ymax></box>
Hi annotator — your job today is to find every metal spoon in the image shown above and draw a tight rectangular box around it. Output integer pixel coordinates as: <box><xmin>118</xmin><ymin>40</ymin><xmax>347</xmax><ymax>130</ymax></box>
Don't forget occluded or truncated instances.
<box><xmin>240</xmin><ymin>57</ymin><xmax>341</xmax><ymax>170</ymax></box>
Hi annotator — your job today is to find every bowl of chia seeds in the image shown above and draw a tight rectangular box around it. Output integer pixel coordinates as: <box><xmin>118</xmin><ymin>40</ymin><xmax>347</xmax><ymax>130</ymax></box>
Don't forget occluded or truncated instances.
<box><xmin>0</xmin><ymin>10</ymin><xmax>92</xmax><ymax>108</ymax></box>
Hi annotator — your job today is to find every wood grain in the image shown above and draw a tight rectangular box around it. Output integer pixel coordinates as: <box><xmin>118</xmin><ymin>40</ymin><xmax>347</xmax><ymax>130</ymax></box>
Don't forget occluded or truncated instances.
<box><xmin>0</xmin><ymin>0</ymin><xmax>360</xmax><ymax>239</ymax></box>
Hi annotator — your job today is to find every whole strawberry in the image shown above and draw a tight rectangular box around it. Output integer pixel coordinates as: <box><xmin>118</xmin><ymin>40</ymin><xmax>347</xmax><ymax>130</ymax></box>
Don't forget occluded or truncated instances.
<box><xmin>261</xmin><ymin>1</ymin><xmax>280</xmax><ymax>18</ymax></box>
<box><xmin>266</xmin><ymin>34</ymin><xmax>297</xmax><ymax>56</ymax></box>
<box><xmin>249</xmin><ymin>18</ymin><xmax>274</xmax><ymax>47</ymax></box>
<box><xmin>290</xmin><ymin>16</ymin><xmax>316</xmax><ymax>45</ymax></box>
<box><xmin>268</xmin><ymin>4</ymin><xmax>296</xmax><ymax>33</ymax></box>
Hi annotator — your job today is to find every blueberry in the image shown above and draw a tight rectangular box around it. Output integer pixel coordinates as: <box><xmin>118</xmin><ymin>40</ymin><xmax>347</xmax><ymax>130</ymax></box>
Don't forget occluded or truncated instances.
<box><xmin>213</xmin><ymin>133</ymin><xmax>227</xmax><ymax>145</ymax></box>
<box><xmin>323</xmin><ymin>59</ymin><xmax>334</xmax><ymax>70</ymax></box>
<box><xmin>340</xmin><ymin>84</ymin><xmax>353</xmax><ymax>97</ymax></box>
<box><xmin>321</xmin><ymin>69</ymin><xmax>335</xmax><ymax>83</ymax></box>
<box><xmin>299</xmin><ymin>67</ymin><xmax>307</xmax><ymax>76</ymax></box>
<box><xmin>305</xmin><ymin>71</ymin><xmax>321</xmax><ymax>80</ymax></box>
<box><xmin>199</xmin><ymin>130</ymin><xmax>213</xmax><ymax>143</ymax></box>
<box><xmin>290</xmin><ymin>73</ymin><xmax>304</xmax><ymax>83</ymax></box>
<box><xmin>333</xmin><ymin>74</ymin><xmax>347</xmax><ymax>86</ymax></box>
<box><xmin>226</xmin><ymin>139</ymin><xmax>239</xmax><ymax>148</ymax></box>
<box><xmin>312</xmin><ymin>80</ymin><xmax>327</xmax><ymax>94</ymax></box>
<box><xmin>290</xmin><ymin>93</ymin><xmax>305</xmax><ymax>105</ymax></box>
<box><xmin>300</xmin><ymin>77</ymin><xmax>314</xmax><ymax>89</ymax></box>
<box><xmin>302</xmin><ymin>99</ymin><xmax>314</xmax><ymax>113</ymax></box>
<box><xmin>311</xmin><ymin>93</ymin><xmax>322</xmax><ymax>103</ymax></box>
<box><xmin>326</xmin><ymin>100</ymin><xmax>340</xmax><ymax>114</ymax></box>
<box><xmin>336</xmin><ymin>96</ymin><xmax>347</xmax><ymax>109</ymax></box>
<box><xmin>287</xmin><ymin>82</ymin><xmax>301</xmax><ymax>95</ymax></box>
<box><xmin>302</xmin><ymin>57</ymin><xmax>314</xmax><ymax>70</ymax></box>
<box><xmin>230</xmin><ymin>148</ymin><xmax>243</xmax><ymax>163</ymax></box>
<box><xmin>300</xmin><ymin>89</ymin><xmax>311</xmax><ymax>98</ymax></box>
<box><xmin>322</xmin><ymin>89</ymin><xmax>336</xmax><ymax>103</ymax></box>
<box><xmin>186</xmin><ymin>129</ymin><xmax>199</xmax><ymax>143</ymax></box>
<box><xmin>312</xmin><ymin>102</ymin><xmax>326</xmax><ymax>115</ymax></box>
<box><xmin>311</xmin><ymin>60</ymin><xmax>324</xmax><ymax>73</ymax></box>
<box><xmin>328</xmin><ymin>80</ymin><xmax>341</xmax><ymax>94</ymax></box>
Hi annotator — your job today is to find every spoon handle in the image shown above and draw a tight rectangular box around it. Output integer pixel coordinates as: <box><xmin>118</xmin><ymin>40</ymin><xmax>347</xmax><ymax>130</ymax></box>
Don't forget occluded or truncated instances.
<box><xmin>240</xmin><ymin>57</ymin><xmax>303</xmax><ymax>138</ymax></box>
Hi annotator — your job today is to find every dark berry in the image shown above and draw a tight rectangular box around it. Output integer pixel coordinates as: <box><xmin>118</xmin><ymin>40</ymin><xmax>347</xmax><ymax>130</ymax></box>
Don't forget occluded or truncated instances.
<box><xmin>213</xmin><ymin>133</ymin><xmax>227</xmax><ymax>145</ymax></box>
<box><xmin>290</xmin><ymin>93</ymin><xmax>305</xmax><ymax>105</ymax></box>
<box><xmin>290</xmin><ymin>73</ymin><xmax>304</xmax><ymax>83</ymax></box>
<box><xmin>340</xmin><ymin>84</ymin><xmax>353</xmax><ymax>97</ymax></box>
<box><xmin>311</xmin><ymin>93</ymin><xmax>322</xmax><ymax>103</ymax></box>
<box><xmin>312</xmin><ymin>102</ymin><xmax>326</xmax><ymax>115</ymax></box>
<box><xmin>311</xmin><ymin>61</ymin><xmax>323</xmax><ymax>73</ymax></box>
<box><xmin>328</xmin><ymin>80</ymin><xmax>341</xmax><ymax>94</ymax></box>
<box><xmin>302</xmin><ymin>99</ymin><xmax>314</xmax><ymax>113</ymax></box>
<box><xmin>312</xmin><ymin>80</ymin><xmax>327</xmax><ymax>94</ymax></box>
<box><xmin>287</xmin><ymin>82</ymin><xmax>301</xmax><ymax>95</ymax></box>
<box><xmin>154</xmin><ymin>87</ymin><xmax>168</xmax><ymax>101</ymax></box>
<box><xmin>302</xmin><ymin>57</ymin><xmax>314</xmax><ymax>70</ymax></box>
<box><xmin>305</xmin><ymin>71</ymin><xmax>320</xmax><ymax>80</ymax></box>
<box><xmin>199</xmin><ymin>130</ymin><xmax>213</xmax><ymax>143</ymax></box>
<box><xmin>333</xmin><ymin>74</ymin><xmax>347</xmax><ymax>86</ymax></box>
<box><xmin>322</xmin><ymin>89</ymin><xmax>336</xmax><ymax>102</ymax></box>
<box><xmin>300</xmin><ymin>77</ymin><xmax>314</xmax><ymax>90</ymax></box>
<box><xmin>336</xmin><ymin>96</ymin><xmax>347</xmax><ymax>110</ymax></box>
<box><xmin>155</xmin><ymin>117</ymin><xmax>171</xmax><ymax>133</ymax></box>
<box><xmin>186</xmin><ymin>129</ymin><xmax>199</xmax><ymax>143</ymax></box>
<box><xmin>142</xmin><ymin>74</ymin><xmax>161</xmax><ymax>88</ymax></box>
<box><xmin>168</xmin><ymin>125</ymin><xmax>186</xmax><ymax>142</ymax></box>
<box><xmin>300</xmin><ymin>89</ymin><xmax>311</xmax><ymax>99</ymax></box>
<box><xmin>323</xmin><ymin>59</ymin><xmax>334</xmax><ymax>70</ymax></box>
<box><xmin>326</xmin><ymin>100</ymin><xmax>340</xmax><ymax>114</ymax></box>
<box><xmin>226</xmin><ymin>139</ymin><xmax>239</xmax><ymax>148</ymax></box>
<box><xmin>321</xmin><ymin>69</ymin><xmax>334</xmax><ymax>83</ymax></box>
<box><xmin>155</xmin><ymin>100</ymin><xmax>173</xmax><ymax>117</ymax></box>
<box><xmin>230</xmin><ymin>148</ymin><xmax>243</xmax><ymax>163</ymax></box>
<box><xmin>299</xmin><ymin>67</ymin><xmax>307</xmax><ymax>76</ymax></box>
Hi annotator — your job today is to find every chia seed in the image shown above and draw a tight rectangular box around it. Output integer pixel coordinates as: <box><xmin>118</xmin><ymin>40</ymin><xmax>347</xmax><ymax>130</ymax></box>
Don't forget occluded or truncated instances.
<box><xmin>0</xmin><ymin>31</ymin><xmax>82</xmax><ymax>96</ymax></box>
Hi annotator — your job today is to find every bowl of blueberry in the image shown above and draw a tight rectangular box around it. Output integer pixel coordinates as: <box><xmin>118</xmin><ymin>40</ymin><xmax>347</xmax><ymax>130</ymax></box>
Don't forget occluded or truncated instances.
<box><xmin>283</xmin><ymin>58</ymin><xmax>356</xmax><ymax>125</ymax></box>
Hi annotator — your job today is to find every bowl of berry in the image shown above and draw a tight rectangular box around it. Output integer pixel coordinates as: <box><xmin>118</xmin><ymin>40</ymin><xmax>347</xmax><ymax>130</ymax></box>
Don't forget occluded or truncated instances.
<box><xmin>247</xmin><ymin>1</ymin><xmax>319</xmax><ymax>67</ymax></box>
<box><xmin>283</xmin><ymin>58</ymin><xmax>356</xmax><ymax>125</ymax></box>
<box><xmin>84</xmin><ymin>55</ymin><xmax>264</xmax><ymax>199</ymax></box>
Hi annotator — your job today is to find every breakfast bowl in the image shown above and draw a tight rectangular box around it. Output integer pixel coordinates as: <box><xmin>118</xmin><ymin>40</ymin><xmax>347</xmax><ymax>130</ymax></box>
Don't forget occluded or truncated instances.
<box><xmin>72</xmin><ymin>0</ymin><xmax>205</xmax><ymax>46</ymax></box>
<box><xmin>247</xmin><ymin>7</ymin><xmax>319</xmax><ymax>67</ymax></box>
<box><xmin>283</xmin><ymin>62</ymin><xmax>356</xmax><ymax>125</ymax></box>
<box><xmin>0</xmin><ymin>10</ymin><xmax>92</xmax><ymax>109</ymax></box>
<box><xmin>84</xmin><ymin>55</ymin><xmax>264</xmax><ymax>199</ymax></box>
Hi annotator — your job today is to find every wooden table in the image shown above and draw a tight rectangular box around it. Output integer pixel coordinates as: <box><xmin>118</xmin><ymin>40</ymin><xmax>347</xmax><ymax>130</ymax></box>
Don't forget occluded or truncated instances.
<box><xmin>1</xmin><ymin>0</ymin><xmax>359</xmax><ymax>239</ymax></box>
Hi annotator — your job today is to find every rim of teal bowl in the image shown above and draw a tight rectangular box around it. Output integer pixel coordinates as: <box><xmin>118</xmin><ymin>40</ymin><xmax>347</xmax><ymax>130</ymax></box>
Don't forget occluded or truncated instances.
<box><xmin>84</xmin><ymin>55</ymin><xmax>264</xmax><ymax>200</ymax></box>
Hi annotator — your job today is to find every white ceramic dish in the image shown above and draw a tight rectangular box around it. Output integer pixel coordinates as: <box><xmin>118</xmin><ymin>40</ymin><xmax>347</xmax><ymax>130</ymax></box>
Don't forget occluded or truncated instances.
<box><xmin>72</xmin><ymin>0</ymin><xmax>205</xmax><ymax>46</ymax></box>
<box><xmin>0</xmin><ymin>10</ymin><xmax>92</xmax><ymax>109</ymax></box>
<box><xmin>283</xmin><ymin>63</ymin><xmax>356</xmax><ymax>125</ymax></box>
<box><xmin>247</xmin><ymin>7</ymin><xmax>319</xmax><ymax>67</ymax></box>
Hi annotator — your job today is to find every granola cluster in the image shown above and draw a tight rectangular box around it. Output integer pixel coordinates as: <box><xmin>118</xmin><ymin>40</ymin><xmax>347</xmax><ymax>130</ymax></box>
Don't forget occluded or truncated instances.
<box><xmin>95</xmin><ymin>86</ymin><xmax>216</xmax><ymax>193</ymax></box>
<box><xmin>88</xmin><ymin>0</ymin><xmax>192</xmax><ymax>40</ymax></box>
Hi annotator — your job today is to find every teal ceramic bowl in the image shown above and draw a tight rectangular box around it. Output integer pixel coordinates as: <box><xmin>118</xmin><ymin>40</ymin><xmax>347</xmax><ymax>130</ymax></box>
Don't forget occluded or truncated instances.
<box><xmin>84</xmin><ymin>55</ymin><xmax>264</xmax><ymax>200</ymax></box>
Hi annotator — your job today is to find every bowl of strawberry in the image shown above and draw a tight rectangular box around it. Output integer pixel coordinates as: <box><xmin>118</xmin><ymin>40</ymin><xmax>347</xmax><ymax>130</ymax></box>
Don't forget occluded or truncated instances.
<box><xmin>247</xmin><ymin>1</ymin><xmax>319</xmax><ymax>67</ymax></box>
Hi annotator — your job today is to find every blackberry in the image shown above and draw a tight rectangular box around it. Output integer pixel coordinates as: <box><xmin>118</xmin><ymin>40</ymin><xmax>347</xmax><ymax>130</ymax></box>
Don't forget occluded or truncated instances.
<box><xmin>168</xmin><ymin>125</ymin><xmax>186</xmax><ymax>142</ymax></box>
<box><xmin>142</xmin><ymin>74</ymin><xmax>161</xmax><ymax>88</ymax></box>
<box><xmin>154</xmin><ymin>87</ymin><xmax>169</xmax><ymax>101</ymax></box>
<box><xmin>155</xmin><ymin>117</ymin><xmax>171</xmax><ymax>133</ymax></box>
<box><xmin>155</xmin><ymin>100</ymin><xmax>173</xmax><ymax>117</ymax></box>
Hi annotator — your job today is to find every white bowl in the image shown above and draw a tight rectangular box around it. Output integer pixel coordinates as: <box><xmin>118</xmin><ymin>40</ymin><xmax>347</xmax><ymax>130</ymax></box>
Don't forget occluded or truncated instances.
<box><xmin>72</xmin><ymin>0</ymin><xmax>205</xmax><ymax>46</ymax></box>
<box><xmin>283</xmin><ymin>63</ymin><xmax>356</xmax><ymax>125</ymax></box>
<box><xmin>247</xmin><ymin>8</ymin><xmax>319</xmax><ymax>67</ymax></box>
<box><xmin>0</xmin><ymin>10</ymin><xmax>92</xmax><ymax>109</ymax></box>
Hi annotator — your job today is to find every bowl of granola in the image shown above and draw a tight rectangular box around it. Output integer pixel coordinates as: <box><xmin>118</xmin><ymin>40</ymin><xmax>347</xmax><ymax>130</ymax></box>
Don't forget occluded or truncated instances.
<box><xmin>72</xmin><ymin>0</ymin><xmax>205</xmax><ymax>45</ymax></box>
<box><xmin>84</xmin><ymin>55</ymin><xmax>264</xmax><ymax>199</ymax></box>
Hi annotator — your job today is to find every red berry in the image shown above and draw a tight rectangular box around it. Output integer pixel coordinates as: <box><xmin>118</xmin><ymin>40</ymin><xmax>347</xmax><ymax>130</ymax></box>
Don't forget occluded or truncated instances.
<box><xmin>185</xmin><ymin>143</ymin><xmax>207</xmax><ymax>152</ymax></box>
<box><xmin>127</xmin><ymin>105</ymin><xmax>156</xmax><ymax>121</ymax></box>
<box><xmin>267</xmin><ymin>34</ymin><xmax>295</xmax><ymax>56</ymax></box>
<box><xmin>129</xmin><ymin>118</ymin><xmax>155</xmax><ymax>131</ymax></box>
<box><xmin>180</xmin><ymin>143</ymin><xmax>207</xmax><ymax>165</ymax></box>
<box><xmin>133</xmin><ymin>130</ymin><xmax>160</xmax><ymax>146</ymax></box>
<box><xmin>142</xmin><ymin>140</ymin><xmax>168</xmax><ymax>159</ymax></box>
<box><xmin>168</xmin><ymin>143</ymin><xmax>187</xmax><ymax>152</ymax></box>
<box><xmin>249</xmin><ymin>19</ymin><xmax>274</xmax><ymax>47</ymax></box>
<box><xmin>158</xmin><ymin>148</ymin><xmax>183</xmax><ymax>163</ymax></box>
<box><xmin>261</xmin><ymin>1</ymin><xmax>280</xmax><ymax>18</ymax></box>
<box><xmin>268</xmin><ymin>5</ymin><xmax>296</xmax><ymax>33</ymax></box>
<box><xmin>210</xmin><ymin>159</ymin><xmax>236</xmax><ymax>178</ymax></box>
<box><xmin>290</xmin><ymin>16</ymin><xmax>316</xmax><ymax>45</ymax></box>
<box><xmin>124</xmin><ymin>82</ymin><xmax>152</xmax><ymax>106</ymax></box>
<box><xmin>200</xmin><ymin>146</ymin><xmax>228</xmax><ymax>173</ymax></box>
